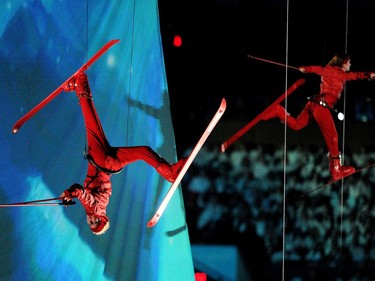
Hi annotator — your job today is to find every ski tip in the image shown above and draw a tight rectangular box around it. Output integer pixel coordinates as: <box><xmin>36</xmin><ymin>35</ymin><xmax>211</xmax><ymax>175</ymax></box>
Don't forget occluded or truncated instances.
<box><xmin>147</xmin><ymin>218</ymin><xmax>158</xmax><ymax>228</ymax></box>
<box><xmin>220</xmin><ymin>143</ymin><xmax>227</xmax><ymax>153</ymax></box>
<box><xmin>220</xmin><ymin>98</ymin><xmax>227</xmax><ymax>111</ymax></box>
<box><xmin>12</xmin><ymin>126</ymin><xmax>19</xmax><ymax>134</ymax></box>
<box><xmin>147</xmin><ymin>214</ymin><xmax>160</xmax><ymax>228</ymax></box>
<box><xmin>296</xmin><ymin>78</ymin><xmax>306</xmax><ymax>87</ymax></box>
<box><xmin>110</xmin><ymin>39</ymin><xmax>121</xmax><ymax>44</ymax></box>
<box><xmin>147</xmin><ymin>221</ymin><xmax>155</xmax><ymax>228</ymax></box>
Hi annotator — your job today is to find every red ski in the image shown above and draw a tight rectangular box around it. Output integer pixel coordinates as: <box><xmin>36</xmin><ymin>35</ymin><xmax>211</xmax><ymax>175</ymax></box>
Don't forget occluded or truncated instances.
<box><xmin>147</xmin><ymin>98</ymin><xmax>227</xmax><ymax>228</ymax></box>
<box><xmin>12</xmin><ymin>39</ymin><xmax>120</xmax><ymax>134</ymax></box>
<box><xmin>220</xmin><ymin>79</ymin><xmax>305</xmax><ymax>152</ymax></box>
<box><xmin>298</xmin><ymin>163</ymin><xmax>375</xmax><ymax>198</ymax></box>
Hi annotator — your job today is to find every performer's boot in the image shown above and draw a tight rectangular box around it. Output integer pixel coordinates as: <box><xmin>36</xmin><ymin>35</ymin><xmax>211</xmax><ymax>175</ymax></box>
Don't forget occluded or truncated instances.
<box><xmin>63</xmin><ymin>72</ymin><xmax>92</xmax><ymax>99</ymax></box>
<box><xmin>157</xmin><ymin>158</ymin><xmax>186</xmax><ymax>183</ymax></box>
<box><xmin>329</xmin><ymin>153</ymin><xmax>355</xmax><ymax>181</ymax></box>
<box><xmin>261</xmin><ymin>104</ymin><xmax>289</xmax><ymax>122</ymax></box>
<box><xmin>171</xmin><ymin>158</ymin><xmax>187</xmax><ymax>176</ymax></box>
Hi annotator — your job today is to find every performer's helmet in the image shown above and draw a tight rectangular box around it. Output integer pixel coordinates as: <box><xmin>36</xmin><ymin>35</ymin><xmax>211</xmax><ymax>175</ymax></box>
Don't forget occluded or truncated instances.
<box><xmin>87</xmin><ymin>215</ymin><xmax>110</xmax><ymax>235</ymax></box>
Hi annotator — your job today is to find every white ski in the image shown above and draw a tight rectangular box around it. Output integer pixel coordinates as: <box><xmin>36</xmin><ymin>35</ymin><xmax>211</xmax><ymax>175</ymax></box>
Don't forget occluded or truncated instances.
<box><xmin>147</xmin><ymin>98</ymin><xmax>227</xmax><ymax>227</ymax></box>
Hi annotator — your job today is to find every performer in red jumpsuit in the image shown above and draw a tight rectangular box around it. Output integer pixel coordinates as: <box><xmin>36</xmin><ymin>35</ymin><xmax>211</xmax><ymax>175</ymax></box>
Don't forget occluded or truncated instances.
<box><xmin>262</xmin><ymin>54</ymin><xmax>375</xmax><ymax>181</ymax></box>
<box><xmin>60</xmin><ymin>72</ymin><xmax>185</xmax><ymax>235</ymax></box>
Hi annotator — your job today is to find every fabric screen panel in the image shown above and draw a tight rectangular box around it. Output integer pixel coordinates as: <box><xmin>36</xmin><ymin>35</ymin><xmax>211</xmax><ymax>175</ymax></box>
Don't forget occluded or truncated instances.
<box><xmin>0</xmin><ymin>1</ymin><xmax>194</xmax><ymax>281</ymax></box>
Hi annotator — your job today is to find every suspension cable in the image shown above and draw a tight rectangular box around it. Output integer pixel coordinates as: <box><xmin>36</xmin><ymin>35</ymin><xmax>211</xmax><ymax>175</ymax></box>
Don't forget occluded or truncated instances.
<box><xmin>338</xmin><ymin>0</ymin><xmax>350</xmax><ymax>275</ymax></box>
<box><xmin>281</xmin><ymin>1</ymin><xmax>291</xmax><ymax>280</ymax></box>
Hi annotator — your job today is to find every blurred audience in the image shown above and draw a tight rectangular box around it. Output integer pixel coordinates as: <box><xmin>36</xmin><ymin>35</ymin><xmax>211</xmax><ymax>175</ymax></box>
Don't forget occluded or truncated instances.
<box><xmin>182</xmin><ymin>142</ymin><xmax>375</xmax><ymax>269</ymax></box>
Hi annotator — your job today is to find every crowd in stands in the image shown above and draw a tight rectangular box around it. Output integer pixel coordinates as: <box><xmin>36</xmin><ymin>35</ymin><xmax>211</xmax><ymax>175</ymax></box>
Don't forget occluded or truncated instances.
<box><xmin>182</xmin><ymin>142</ymin><xmax>375</xmax><ymax>269</ymax></box>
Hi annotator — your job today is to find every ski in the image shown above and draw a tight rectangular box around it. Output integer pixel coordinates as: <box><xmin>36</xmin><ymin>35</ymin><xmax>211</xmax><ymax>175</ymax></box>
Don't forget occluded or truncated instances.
<box><xmin>298</xmin><ymin>163</ymin><xmax>375</xmax><ymax>198</ymax></box>
<box><xmin>12</xmin><ymin>39</ymin><xmax>120</xmax><ymax>134</ymax></box>
<box><xmin>221</xmin><ymin>79</ymin><xmax>305</xmax><ymax>152</ymax></box>
<box><xmin>147</xmin><ymin>98</ymin><xmax>227</xmax><ymax>228</ymax></box>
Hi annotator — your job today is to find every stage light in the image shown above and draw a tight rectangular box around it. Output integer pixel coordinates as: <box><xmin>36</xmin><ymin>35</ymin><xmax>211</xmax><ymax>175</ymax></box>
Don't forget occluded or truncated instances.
<box><xmin>194</xmin><ymin>272</ymin><xmax>207</xmax><ymax>281</ymax></box>
<box><xmin>173</xmin><ymin>35</ymin><xmax>182</xmax><ymax>47</ymax></box>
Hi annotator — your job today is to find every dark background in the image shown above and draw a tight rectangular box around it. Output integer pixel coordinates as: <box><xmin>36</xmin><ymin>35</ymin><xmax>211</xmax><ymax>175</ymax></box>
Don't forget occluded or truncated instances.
<box><xmin>158</xmin><ymin>2</ymin><xmax>375</xmax><ymax>279</ymax></box>
<box><xmin>158</xmin><ymin>0</ymin><xmax>375</xmax><ymax>155</ymax></box>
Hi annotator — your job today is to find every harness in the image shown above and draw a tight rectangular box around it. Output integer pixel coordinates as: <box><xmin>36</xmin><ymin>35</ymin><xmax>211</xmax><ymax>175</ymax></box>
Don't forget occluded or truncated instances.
<box><xmin>307</xmin><ymin>95</ymin><xmax>333</xmax><ymax>109</ymax></box>
<box><xmin>307</xmin><ymin>95</ymin><xmax>344</xmax><ymax>121</ymax></box>
<box><xmin>84</xmin><ymin>152</ymin><xmax>123</xmax><ymax>175</ymax></box>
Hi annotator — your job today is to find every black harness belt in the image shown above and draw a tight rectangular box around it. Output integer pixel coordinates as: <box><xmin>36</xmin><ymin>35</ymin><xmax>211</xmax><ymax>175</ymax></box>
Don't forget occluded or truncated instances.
<box><xmin>85</xmin><ymin>153</ymin><xmax>123</xmax><ymax>175</ymax></box>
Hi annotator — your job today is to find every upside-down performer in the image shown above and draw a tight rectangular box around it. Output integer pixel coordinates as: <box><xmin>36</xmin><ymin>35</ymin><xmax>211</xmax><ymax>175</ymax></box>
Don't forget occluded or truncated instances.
<box><xmin>262</xmin><ymin>53</ymin><xmax>375</xmax><ymax>181</ymax></box>
<box><xmin>60</xmin><ymin>72</ymin><xmax>185</xmax><ymax>235</ymax></box>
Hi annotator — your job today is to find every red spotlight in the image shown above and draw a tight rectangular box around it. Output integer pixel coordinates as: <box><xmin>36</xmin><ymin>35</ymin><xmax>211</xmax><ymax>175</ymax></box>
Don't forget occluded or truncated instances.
<box><xmin>173</xmin><ymin>35</ymin><xmax>182</xmax><ymax>47</ymax></box>
<box><xmin>195</xmin><ymin>272</ymin><xmax>207</xmax><ymax>281</ymax></box>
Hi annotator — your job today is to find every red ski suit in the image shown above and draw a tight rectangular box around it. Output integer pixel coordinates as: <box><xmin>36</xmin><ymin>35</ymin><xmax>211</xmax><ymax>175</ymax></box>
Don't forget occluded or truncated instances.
<box><xmin>285</xmin><ymin>65</ymin><xmax>371</xmax><ymax>156</ymax></box>
<box><xmin>74</xmin><ymin>96</ymin><xmax>170</xmax><ymax>218</ymax></box>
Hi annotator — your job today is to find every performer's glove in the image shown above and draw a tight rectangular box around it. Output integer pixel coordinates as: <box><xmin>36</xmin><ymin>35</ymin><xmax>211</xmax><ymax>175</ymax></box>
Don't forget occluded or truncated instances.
<box><xmin>365</xmin><ymin>72</ymin><xmax>375</xmax><ymax>80</ymax></box>
<box><xmin>60</xmin><ymin>183</ymin><xmax>84</xmax><ymax>201</ymax></box>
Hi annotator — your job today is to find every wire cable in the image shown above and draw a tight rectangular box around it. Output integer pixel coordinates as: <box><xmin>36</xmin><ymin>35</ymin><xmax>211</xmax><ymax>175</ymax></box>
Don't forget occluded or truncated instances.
<box><xmin>281</xmin><ymin>1</ymin><xmax>291</xmax><ymax>280</ymax></box>
<box><xmin>125</xmin><ymin>0</ymin><xmax>137</xmax><ymax>146</ymax></box>
<box><xmin>338</xmin><ymin>0</ymin><xmax>351</xmax><ymax>275</ymax></box>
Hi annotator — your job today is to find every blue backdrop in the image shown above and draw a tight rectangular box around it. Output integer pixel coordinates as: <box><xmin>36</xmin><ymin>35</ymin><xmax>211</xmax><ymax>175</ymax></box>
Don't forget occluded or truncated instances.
<box><xmin>0</xmin><ymin>1</ymin><xmax>194</xmax><ymax>280</ymax></box>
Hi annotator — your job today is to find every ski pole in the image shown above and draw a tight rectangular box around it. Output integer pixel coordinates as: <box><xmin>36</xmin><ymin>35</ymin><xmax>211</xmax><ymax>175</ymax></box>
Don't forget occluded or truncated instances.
<box><xmin>247</xmin><ymin>54</ymin><xmax>300</xmax><ymax>71</ymax></box>
<box><xmin>0</xmin><ymin>202</ymin><xmax>76</xmax><ymax>207</ymax></box>
<box><xmin>0</xmin><ymin>197</ymin><xmax>76</xmax><ymax>208</ymax></box>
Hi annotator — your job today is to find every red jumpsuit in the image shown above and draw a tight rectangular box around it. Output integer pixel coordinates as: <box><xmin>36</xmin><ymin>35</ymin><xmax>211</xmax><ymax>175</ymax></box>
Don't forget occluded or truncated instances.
<box><xmin>62</xmin><ymin>73</ymin><xmax>184</xmax><ymax>224</ymax></box>
<box><xmin>77</xmin><ymin>95</ymin><xmax>177</xmax><ymax>218</ymax></box>
<box><xmin>261</xmin><ymin>64</ymin><xmax>374</xmax><ymax>180</ymax></box>
<box><xmin>282</xmin><ymin>65</ymin><xmax>371</xmax><ymax>157</ymax></box>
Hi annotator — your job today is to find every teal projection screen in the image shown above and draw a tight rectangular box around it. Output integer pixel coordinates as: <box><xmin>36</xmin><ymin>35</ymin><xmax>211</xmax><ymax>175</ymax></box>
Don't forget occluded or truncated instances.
<box><xmin>0</xmin><ymin>1</ymin><xmax>194</xmax><ymax>280</ymax></box>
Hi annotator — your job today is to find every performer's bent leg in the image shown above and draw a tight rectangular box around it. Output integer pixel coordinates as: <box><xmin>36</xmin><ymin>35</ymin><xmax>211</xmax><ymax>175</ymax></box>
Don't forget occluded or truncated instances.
<box><xmin>285</xmin><ymin>106</ymin><xmax>311</xmax><ymax>130</ymax></box>
<box><xmin>64</xmin><ymin>72</ymin><xmax>185</xmax><ymax>182</ymax></box>
<box><xmin>262</xmin><ymin>103</ymin><xmax>311</xmax><ymax>130</ymax></box>
<box><xmin>113</xmin><ymin>146</ymin><xmax>185</xmax><ymax>183</ymax></box>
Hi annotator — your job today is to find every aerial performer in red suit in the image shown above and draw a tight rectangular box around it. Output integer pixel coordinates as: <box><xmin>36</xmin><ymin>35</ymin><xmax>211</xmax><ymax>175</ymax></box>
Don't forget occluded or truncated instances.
<box><xmin>60</xmin><ymin>72</ymin><xmax>185</xmax><ymax>235</ymax></box>
<box><xmin>262</xmin><ymin>53</ymin><xmax>375</xmax><ymax>181</ymax></box>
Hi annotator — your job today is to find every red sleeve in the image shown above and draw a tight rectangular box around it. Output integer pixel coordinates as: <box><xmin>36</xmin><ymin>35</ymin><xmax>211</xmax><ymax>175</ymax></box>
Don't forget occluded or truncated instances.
<box><xmin>302</xmin><ymin>65</ymin><xmax>370</xmax><ymax>81</ymax></box>
<box><xmin>301</xmin><ymin>66</ymin><xmax>326</xmax><ymax>75</ymax></box>
<box><xmin>343</xmin><ymin>71</ymin><xmax>370</xmax><ymax>81</ymax></box>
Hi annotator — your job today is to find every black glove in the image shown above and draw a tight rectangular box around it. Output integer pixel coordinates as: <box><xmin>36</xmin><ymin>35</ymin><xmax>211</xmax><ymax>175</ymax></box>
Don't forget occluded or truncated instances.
<box><xmin>60</xmin><ymin>183</ymin><xmax>84</xmax><ymax>201</ymax></box>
